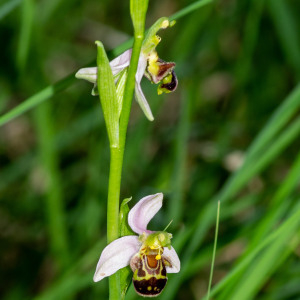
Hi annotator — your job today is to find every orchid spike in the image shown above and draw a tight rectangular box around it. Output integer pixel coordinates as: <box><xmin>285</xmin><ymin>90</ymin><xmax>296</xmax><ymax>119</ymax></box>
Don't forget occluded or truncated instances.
<box><xmin>76</xmin><ymin>17</ymin><xmax>178</xmax><ymax>121</ymax></box>
<box><xmin>93</xmin><ymin>193</ymin><xmax>180</xmax><ymax>297</ymax></box>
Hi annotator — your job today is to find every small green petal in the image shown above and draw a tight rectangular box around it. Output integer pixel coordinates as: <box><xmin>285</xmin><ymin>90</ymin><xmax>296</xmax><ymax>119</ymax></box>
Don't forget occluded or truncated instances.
<box><xmin>144</xmin><ymin>231</ymin><xmax>173</xmax><ymax>250</ymax></box>
<box><xmin>142</xmin><ymin>17</ymin><xmax>171</xmax><ymax>54</ymax></box>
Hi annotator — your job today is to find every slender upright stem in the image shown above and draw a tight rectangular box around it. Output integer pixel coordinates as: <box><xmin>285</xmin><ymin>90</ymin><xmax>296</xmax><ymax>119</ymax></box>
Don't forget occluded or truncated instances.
<box><xmin>119</xmin><ymin>36</ymin><xmax>144</xmax><ymax>150</ymax></box>
<box><xmin>106</xmin><ymin>0</ymin><xmax>147</xmax><ymax>296</ymax></box>
<box><xmin>107</xmin><ymin>146</ymin><xmax>123</xmax><ymax>300</ymax></box>
<box><xmin>107</xmin><ymin>32</ymin><xmax>145</xmax><ymax>300</ymax></box>
<box><xmin>107</xmin><ymin>147</ymin><xmax>123</xmax><ymax>243</ymax></box>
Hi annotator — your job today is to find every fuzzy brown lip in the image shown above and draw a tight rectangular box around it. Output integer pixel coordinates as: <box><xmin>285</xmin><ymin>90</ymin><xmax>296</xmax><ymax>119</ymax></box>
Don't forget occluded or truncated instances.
<box><xmin>157</xmin><ymin>61</ymin><xmax>176</xmax><ymax>81</ymax></box>
<box><xmin>160</xmin><ymin>70</ymin><xmax>178</xmax><ymax>92</ymax></box>
<box><xmin>146</xmin><ymin>58</ymin><xmax>176</xmax><ymax>84</ymax></box>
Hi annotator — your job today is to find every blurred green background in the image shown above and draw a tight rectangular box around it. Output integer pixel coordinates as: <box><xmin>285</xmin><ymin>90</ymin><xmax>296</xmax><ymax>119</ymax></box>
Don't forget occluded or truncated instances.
<box><xmin>1</xmin><ymin>0</ymin><xmax>300</xmax><ymax>299</ymax></box>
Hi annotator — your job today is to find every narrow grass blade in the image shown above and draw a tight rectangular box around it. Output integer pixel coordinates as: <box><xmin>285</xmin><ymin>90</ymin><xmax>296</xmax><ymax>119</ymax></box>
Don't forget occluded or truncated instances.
<box><xmin>0</xmin><ymin>108</ymin><xmax>103</xmax><ymax>192</ymax></box>
<box><xmin>17</xmin><ymin>0</ymin><xmax>35</xmax><ymax>72</ymax></box>
<box><xmin>244</xmin><ymin>149</ymin><xmax>300</xmax><ymax>254</ymax></box>
<box><xmin>227</xmin><ymin>225</ymin><xmax>299</xmax><ymax>300</ymax></box>
<box><xmin>0</xmin><ymin>74</ymin><xmax>75</xmax><ymax>127</ymax></box>
<box><xmin>235</xmin><ymin>0</ymin><xmax>265</xmax><ymax>87</ymax></box>
<box><xmin>268</xmin><ymin>0</ymin><xmax>300</xmax><ymax>79</ymax></box>
<box><xmin>34</xmin><ymin>101</ymin><xmax>69</xmax><ymax>270</ymax></box>
<box><xmin>170</xmin><ymin>0</ymin><xmax>215</xmax><ymax>21</ymax></box>
<box><xmin>217</xmin><ymin>84</ymin><xmax>300</xmax><ymax>204</ymax></box>
<box><xmin>206</xmin><ymin>201</ymin><xmax>220</xmax><ymax>300</ymax></box>
<box><xmin>202</xmin><ymin>206</ymin><xmax>300</xmax><ymax>299</ymax></box>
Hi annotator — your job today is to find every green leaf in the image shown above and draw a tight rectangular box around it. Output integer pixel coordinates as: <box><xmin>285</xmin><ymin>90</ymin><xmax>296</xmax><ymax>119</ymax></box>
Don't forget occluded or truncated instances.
<box><xmin>119</xmin><ymin>197</ymin><xmax>134</xmax><ymax>237</ymax></box>
<box><xmin>119</xmin><ymin>197</ymin><xmax>135</xmax><ymax>299</ymax></box>
<box><xmin>96</xmin><ymin>41</ymin><xmax>119</xmax><ymax>147</ymax></box>
<box><xmin>119</xmin><ymin>266</ymin><xmax>132</xmax><ymax>300</ymax></box>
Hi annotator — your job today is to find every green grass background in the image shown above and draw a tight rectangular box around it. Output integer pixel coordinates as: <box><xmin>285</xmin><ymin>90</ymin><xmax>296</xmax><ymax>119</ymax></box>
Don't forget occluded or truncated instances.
<box><xmin>1</xmin><ymin>0</ymin><xmax>300</xmax><ymax>299</ymax></box>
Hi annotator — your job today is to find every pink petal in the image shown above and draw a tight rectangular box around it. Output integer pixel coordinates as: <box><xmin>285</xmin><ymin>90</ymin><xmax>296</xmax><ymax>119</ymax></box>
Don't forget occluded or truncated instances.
<box><xmin>93</xmin><ymin>235</ymin><xmax>140</xmax><ymax>282</ymax></box>
<box><xmin>136</xmin><ymin>54</ymin><xmax>147</xmax><ymax>83</ymax></box>
<box><xmin>110</xmin><ymin>49</ymin><xmax>132</xmax><ymax>75</ymax></box>
<box><xmin>75</xmin><ymin>67</ymin><xmax>97</xmax><ymax>83</ymax></box>
<box><xmin>163</xmin><ymin>246</ymin><xmax>180</xmax><ymax>273</ymax></box>
<box><xmin>135</xmin><ymin>82</ymin><xmax>154</xmax><ymax>121</ymax></box>
<box><xmin>128</xmin><ymin>193</ymin><xmax>163</xmax><ymax>235</ymax></box>
<box><xmin>134</xmin><ymin>54</ymin><xmax>154</xmax><ymax>121</ymax></box>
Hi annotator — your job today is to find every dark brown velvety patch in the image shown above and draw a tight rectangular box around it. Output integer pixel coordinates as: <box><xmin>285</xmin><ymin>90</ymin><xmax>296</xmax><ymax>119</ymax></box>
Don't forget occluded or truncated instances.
<box><xmin>160</xmin><ymin>70</ymin><xmax>178</xmax><ymax>92</ymax></box>
<box><xmin>137</xmin><ymin>268</ymin><xmax>146</xmax><ymax>277</ymax></box>
<box><xmin>133</xmin><ymin>277</ymin><xmax>167</xmax><ymax>297</ymax></box>
<box><xmin>157</xmin><ymin>62</ymin><xmax>175</xmax><ymax>78</ymax></box>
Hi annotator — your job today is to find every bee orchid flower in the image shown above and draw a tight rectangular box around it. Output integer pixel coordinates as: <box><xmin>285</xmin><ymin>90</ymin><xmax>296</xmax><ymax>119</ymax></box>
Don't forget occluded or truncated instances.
<box><xmin>93</xmin><ymin>193</ymin><xmax>180</xmax><ymax>297</ymax></box>
<box><xmin>76</xmin><ymin>18</ymin><xmax>178</xmax><ymax>121</ymax></box>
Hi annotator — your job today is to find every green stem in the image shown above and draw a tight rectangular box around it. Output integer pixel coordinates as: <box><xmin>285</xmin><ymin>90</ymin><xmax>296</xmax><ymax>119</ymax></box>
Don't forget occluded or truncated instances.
<box><xmin>119</xmin><ymin>36</ymin><xmax>144</xmax><ymax>150</ymax></box>
<box><xmin>107</xmin><ymin>146</ymin><xmax>123</xmax><ymax>244</ymax></box>
<box><xmin>107</xmin><ymin>0</ymin><xmax>148</xmax><ymax>296</ymax></box>
<box><xmin>107</xmin><ymin>146</ymin><xmax>123</xmax><ymax>300</ymax></box>
<box><xmin>107</xmin><ymin>32</ymin><xmax>145</xmax><ymax>300</ymax></box>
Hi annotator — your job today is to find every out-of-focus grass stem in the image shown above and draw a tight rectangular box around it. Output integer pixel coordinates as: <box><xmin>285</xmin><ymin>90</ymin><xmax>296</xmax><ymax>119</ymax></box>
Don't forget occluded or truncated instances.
<box><xmin>243</xmin><ymin>149</ymin><xmax>300</xmax><ymax>254</ymax></box>
<box><xmin>235</xmin><ymin>0</ymin><xmax>265</xmax><ymax>88</ymax></box>
<box><xmin>34</xmin><ymin>101</ymin><xmax>69</xmax><ymax>270</ymax></box>
<box><xmin>17</xmin><ymin>0</ymin><xmax>69</xmax><ymax>273</ymax></box>
<box><xmin>206</xmin><ymin>201</ymin><xmax>220</xmax><ymax>300</ymax></box>
<box><xmin>17</xmin><ymin>0</ymin><xmax>34</xmax><ymax>73</ymax></box>
<box><xmin>268</xmin><ymin>0</ymin><xmax>300</xmax><ymax>79</ymax></box>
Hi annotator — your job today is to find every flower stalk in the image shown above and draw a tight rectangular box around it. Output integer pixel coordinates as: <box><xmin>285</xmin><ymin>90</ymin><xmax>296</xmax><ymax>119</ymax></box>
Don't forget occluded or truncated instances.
<box><xmin>119</xmin><ymin>0</ymin><xmax>148</xmax><ymax>150</ymax></box>
<box><xmin>105</xmin><ymin>1</ymin><xmax>149</xmax><ymax>299</ymax></box>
